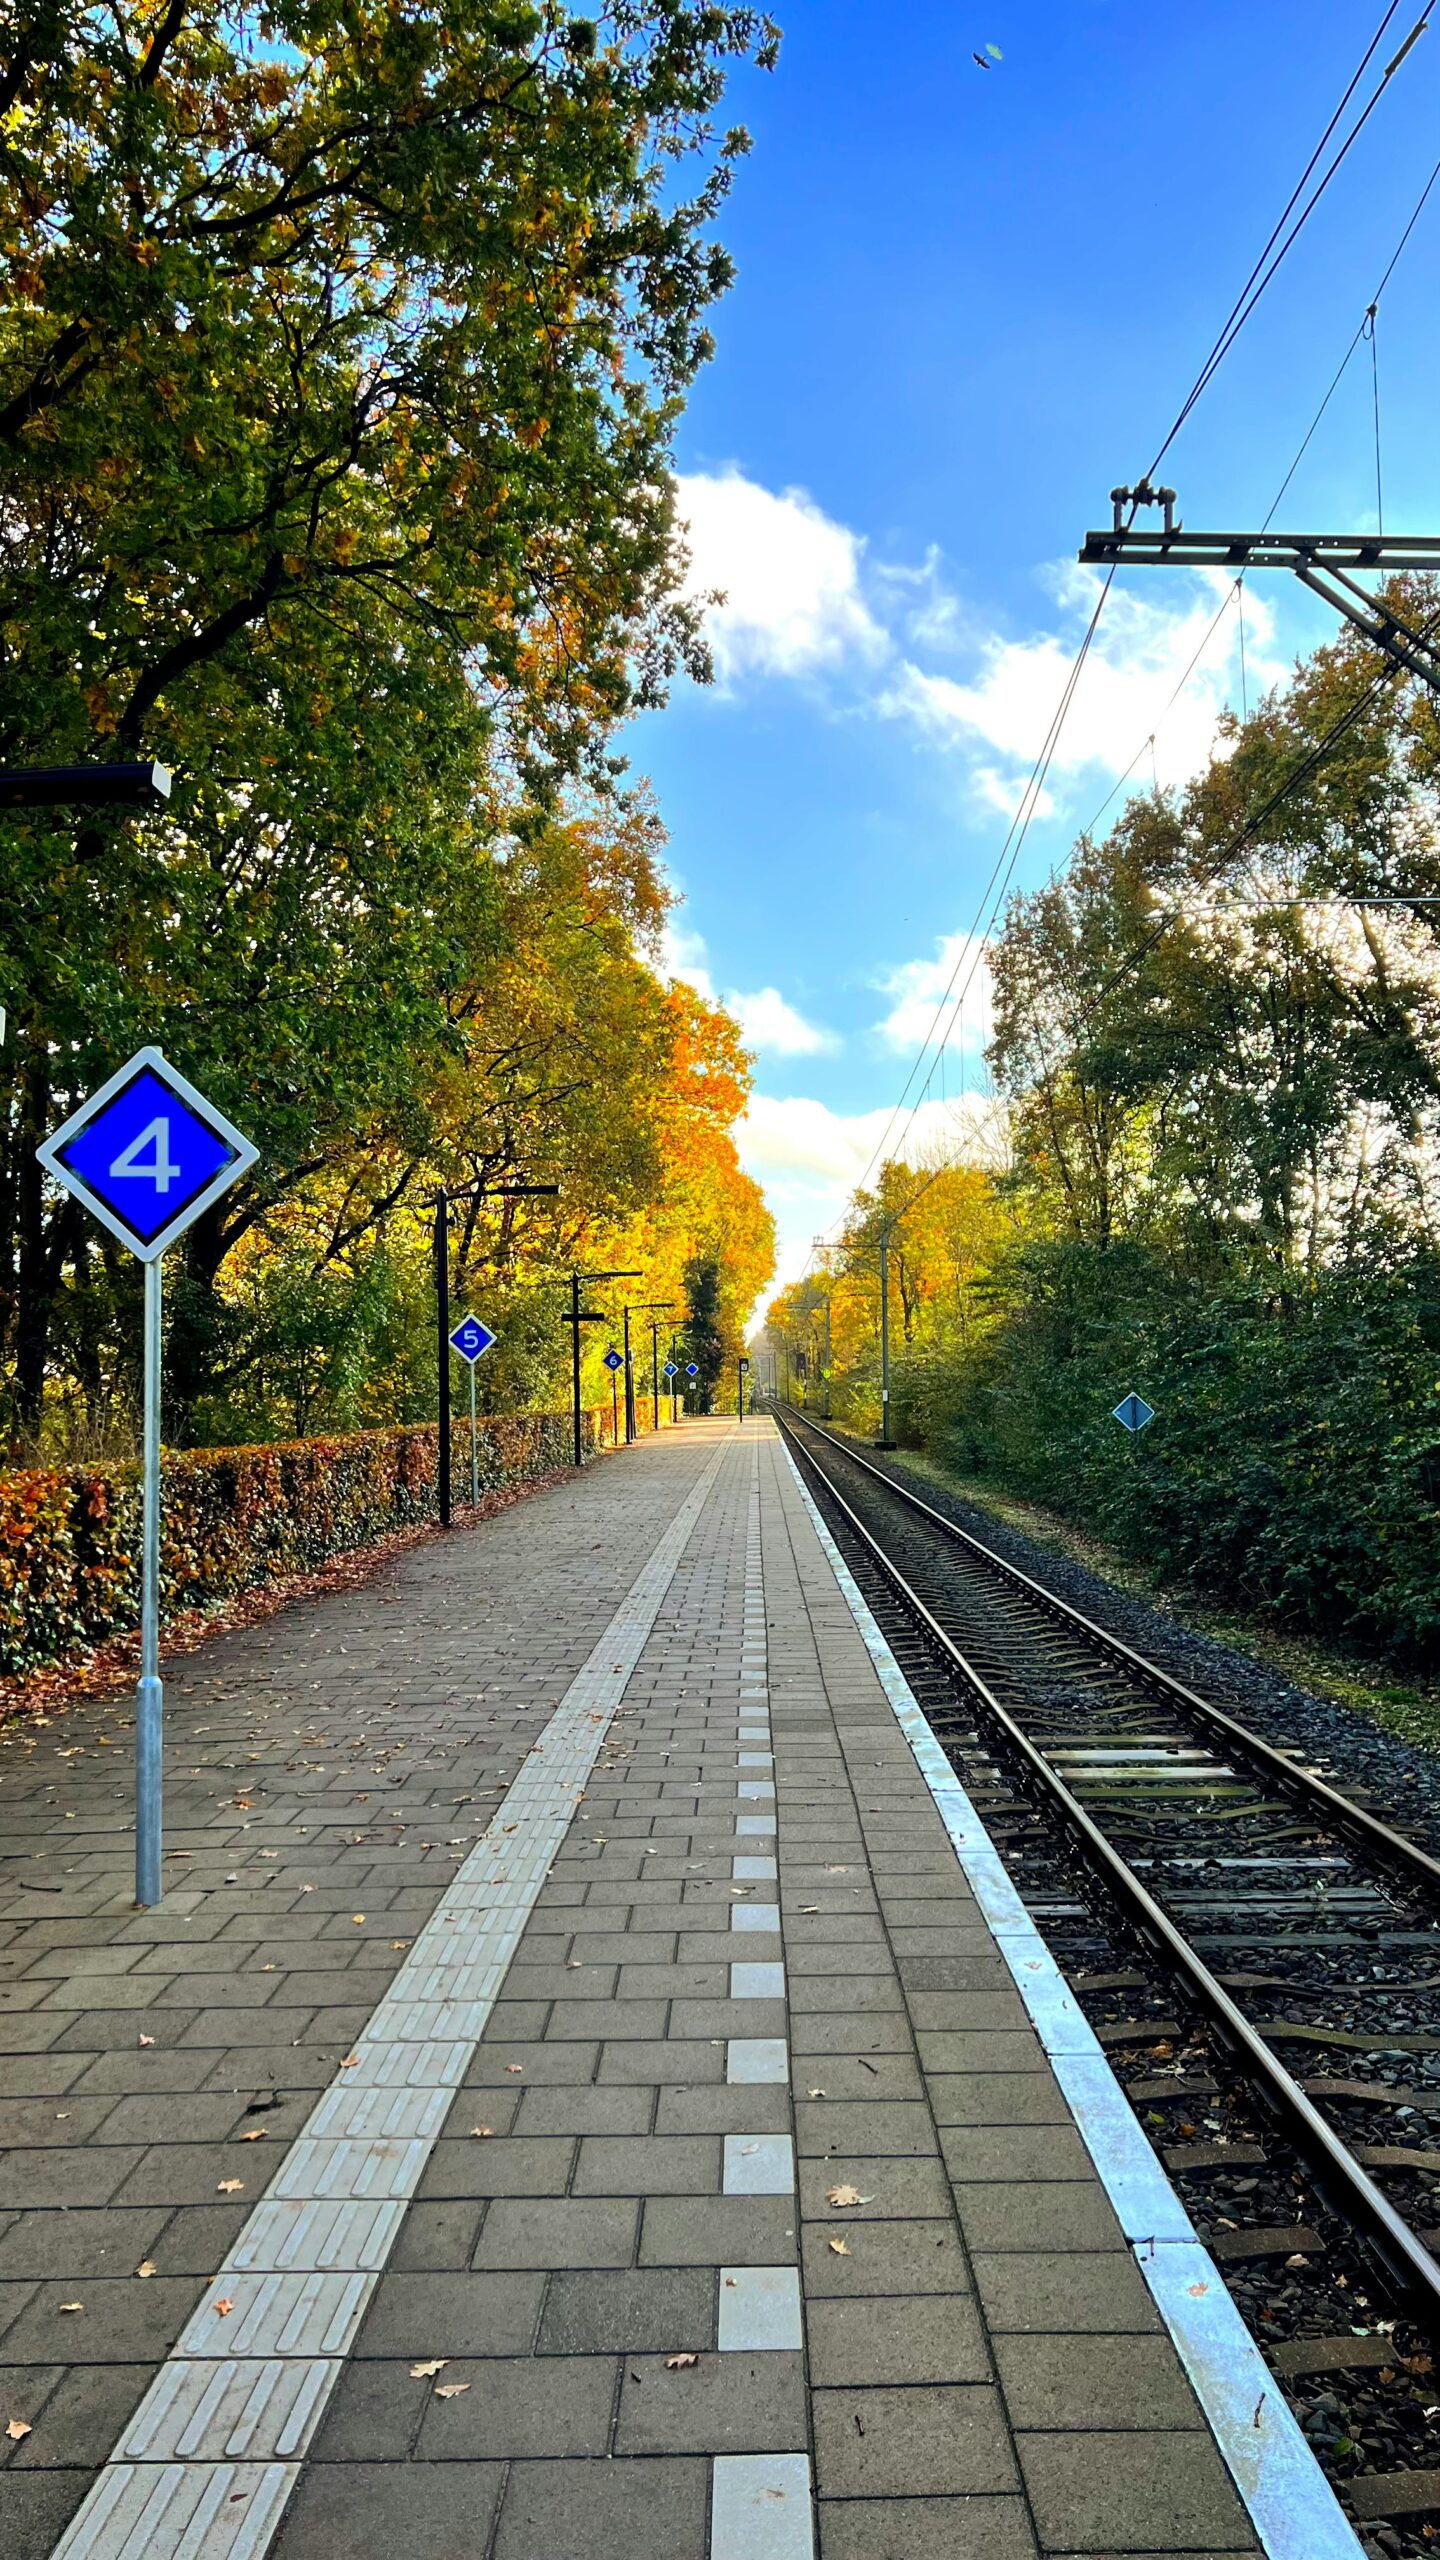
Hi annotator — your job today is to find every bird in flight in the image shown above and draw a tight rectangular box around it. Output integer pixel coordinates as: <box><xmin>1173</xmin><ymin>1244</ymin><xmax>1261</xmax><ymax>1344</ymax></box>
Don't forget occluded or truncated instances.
<box><xmin>972</xmin><ymin>42</ymin><xmax>1003</xmax><ymax>67</ymax></box>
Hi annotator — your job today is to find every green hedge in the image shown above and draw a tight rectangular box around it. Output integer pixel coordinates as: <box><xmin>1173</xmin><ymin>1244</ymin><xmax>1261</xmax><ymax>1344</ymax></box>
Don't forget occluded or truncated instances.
<box><xmin>0</xmin><ymin>1412</ymin><xmax>593</xmax><ymax>1683</ymax></box>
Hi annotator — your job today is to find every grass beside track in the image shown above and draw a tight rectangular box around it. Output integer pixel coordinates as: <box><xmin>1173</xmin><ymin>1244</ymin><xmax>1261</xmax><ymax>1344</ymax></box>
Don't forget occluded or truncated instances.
<box><xmin>840</xmin><ymin>1434</ymin><xmax>1440</xmax><ymax>1762</ymax></box>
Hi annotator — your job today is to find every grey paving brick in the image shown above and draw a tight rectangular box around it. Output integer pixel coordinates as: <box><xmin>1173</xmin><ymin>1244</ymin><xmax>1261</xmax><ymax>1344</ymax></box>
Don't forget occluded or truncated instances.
<box><xmin>597</xmin><ymin>2039</ymin><xmax>725</xmax><ymax>2084</ymax></box>
<box><xmin>971</xmin><ymin>2250</ymin><xmax>1163</xmax><ymax>2336</ymax></box>
<box><xmin>538</xmin><ymin>2267</ymin><xmax>715</xmax><ymax>2353</ymax></box>
<box><xmin>640</xmin><ymin>2196</ymin><xmax>798</xmax><ymax>2266</ymax></box>
<box><xmin>800</xmin><ymin>2157</ymin><xmax>952</xmax><ymax>2221</ymax></box>
<box><xmin>655</xmin><ymin>2084</ymin><xmax>792</xmax><ymax>2136</ymax></box>
<box><xmin>801</xmin><ymin>2219</ymin><xmax>971</xmax><ymax>2298</ymax></box>
<box><xmin>494</xmin><ymin>2454</ymin><xmax>709</xmax><ymax>2560</ymax></box>
<box><xmin>354</xmin><ymin>2270</ymin><xmax>545</xmax><ymax>2357</ymax></box>
<box><xmin>415</xmin><ymin>2352</ymin><xmax>615</xmax><ymax>2456</ymax></box>
<box><xmin>0</xmin><ymin>2469</ymin><xmax>91</xmax><ymax>2560</ymax></box>
<box><xmin>515</xmin><ymin>2084</ymin><xmax>653</xmax><ymax>2136</ymax></box>
<box><xmin>926</xmin><ymin>2070</ymin><xmax>1072</xmax><ymax>2127</ymax></box>
<box><xmin>573</xmin><ymin>2135</ymin><xmax>719</xmax><ymax>2195</ymax></box>
<box><xmin>0</xmin><ymin>2276</ymin><xmax>199</xmax><ymax>2364</ymax></box>
<box><xmin>819</xmin><ymin>2495</ymin><xmax>1038</xmax><ymax>2559</ymax></box>
<box><xmin>953</xmin><ymin>2181</ymin><xmax>1126</xmax><ymax>2254</ymax></box>
<box><xmin>472</xmin><ymin>2197</ymin><xmax>639</xmax><ymax>2269</ymax></box>
<box><xmin>1017</xmin><ymin>2429</ymin><xmax>1254</xmax><ymax>2550</ymax></box>
<box><xmin>794</xmin><ymin>2101</ymin><xmax>937</xmax><ymax>2157</ymax></box>
<box><xmin>807</xmin><ymin>2292</ymin><xmax>990</xmax><ymax>2385</ymax></box>
<box><xmin>941</xmin><ymin>2125</ymin><xmax>1094</xmax><ymax>2183</ymax></box>
<box><xmin>615</xmin><ymin>2347</ymin><xmax>807</xmax><ymax>2452</ymax></box>
<box><xmin>815</xmin><ymin>2381</ymin><xmax>1017</xmax><ymax>2498</ymax></box>
<box><xmin>995</xmin><ymin>2330</ymin><xmax>1207</xmax><ymax>2430</ymax></box>
<box><xmin>0</xmin><ymin>2208</ymin><xmax>168</xmax><ymax>2279</ymax></box>
<box><xmin>6</xmin><ymin>2360</ymin><xmax>154</xmax><ymax>2467</ymax></box>
<box><xmin>272</xmin><ymin>2460</ymin><xmax>507</xmax><ymax>2560</ymax></box>
<box><xmin>417</xmin><ymin>2136</ymin><xmax>575</xmax><ymax>2197</ymax></box>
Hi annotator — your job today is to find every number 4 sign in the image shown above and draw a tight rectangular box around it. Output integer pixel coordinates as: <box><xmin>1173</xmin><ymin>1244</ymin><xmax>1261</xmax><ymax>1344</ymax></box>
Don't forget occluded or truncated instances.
<box><xmin>37</xmin><ymin>1049</ymin><xmax>257</xmax><ymax>1907</ymax></box>
<box><xmin>38</xmin><ymin>1046</ymin><xmax>257</xmax><ymax>1260</ymax></box>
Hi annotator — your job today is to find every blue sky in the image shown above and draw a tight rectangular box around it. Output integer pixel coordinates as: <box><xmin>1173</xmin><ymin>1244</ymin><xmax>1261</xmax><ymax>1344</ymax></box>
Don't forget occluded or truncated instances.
<box><xmin>630</xmin><ymin>0</ymin><xmax>1440</xmax><ymax>1295</ymax></box>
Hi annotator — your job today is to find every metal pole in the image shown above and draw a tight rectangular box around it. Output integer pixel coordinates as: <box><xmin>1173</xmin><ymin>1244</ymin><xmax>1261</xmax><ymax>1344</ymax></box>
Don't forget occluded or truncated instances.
<box><xmin>878</xmin><ymin>1225</ymin><xmax>894</xmax><ymax>1449</ymax></box>
<box><xmin>570</xmin><ymin>1270</ymin><xmax>583</xmax><ymax>1467</ymax></box>
<box><xmin>652</xmin><ymin>1320</ymin><xmax>660</xmax><ymax>1432</ymax></box>
<box><xmin>611</xmin><ymin>1368</ymin><xmax>619</xmax><ymax>1447</ymax></box>
<box><xmin>469</xmin><ymin>1361</ymin><xmax>479</xmax><ymax>1509</ymax></box>
<box><xmin>737</xmin><ymin>1359</ymin><xmax>745</xmax><ymax>1423</ymax></box>
<box><xmin>435</xmin><ymin>1191</ymin><xmax>452</xmax><ymax>1526</ymax></box>
<box><xmin>136</xmin><ymin>1256</ymin><xmax>164</xmax><ymax>1907</ymax></box>
<box><xmin>824</xmin><ymin>1295</ymin><xmax>833</xmax><ymax>1419</ymax></box>
<box><xmin>623</xmin><ymin>1306</ymin><xmax>636</xmax><ymax>1443</ymax></box>
<box><xmin>670</xmin><ymin>1335</ymin><xmax>679</xmax><ymax>1423</ymax></box>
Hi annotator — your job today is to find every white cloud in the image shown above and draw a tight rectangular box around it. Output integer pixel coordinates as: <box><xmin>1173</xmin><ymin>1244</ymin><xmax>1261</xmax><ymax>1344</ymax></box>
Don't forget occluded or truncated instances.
<box><xmin>879</xmin><ymin>567</ymin><xmax>1285</xmax><ymax>794</ymax></box>
<box><xmin>676</xmin><ymin>468</ymin><xmax>885</xmax><ymax>682</ymax></box>
<box><xmin>730</xmin><ymin>986</ymin><xmax>837</xmax><ymax>1056</ymax></box>
<box><xmin>874</xmin><ymin>930</ymin><xmax>994</xmax><ymax>1058</ymax></box>
<box><xmin>660</xmin><ymin>919</ymin><xmax>837</xmax><ymax>1058</ymax></box>
<box><xmin>674</xmin><ymin>468</ymin><xmax>1289</xmax><ymax>820</ymax></box>
<box><xmin>736</xmin><ymin>1090</ymin><xmax>1006</xmax><ymax>1299</ymax></box>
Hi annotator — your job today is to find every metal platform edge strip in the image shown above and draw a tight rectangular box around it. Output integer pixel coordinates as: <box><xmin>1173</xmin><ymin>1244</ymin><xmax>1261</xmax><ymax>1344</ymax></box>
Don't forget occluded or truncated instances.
<box><xmin>46</xmin><ymin>1433</ymin><xmax>734</xmax><ymax>2560</ymax></box>
<box><xmin>780</xmin><ymin>1439</ymin><xmax>1366</xmax><ymax>2560</ymax></box>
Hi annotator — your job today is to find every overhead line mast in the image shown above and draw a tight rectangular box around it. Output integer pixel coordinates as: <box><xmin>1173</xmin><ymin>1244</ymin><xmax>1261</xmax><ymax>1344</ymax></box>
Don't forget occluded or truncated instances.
<box><xmin>1080</xmin><ymin>485</ymin><xmax>1440</xmax><ymax>696</ymax></box>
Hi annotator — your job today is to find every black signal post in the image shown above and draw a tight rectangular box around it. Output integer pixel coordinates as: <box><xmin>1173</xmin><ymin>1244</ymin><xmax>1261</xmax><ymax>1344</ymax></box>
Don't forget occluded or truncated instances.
<box><xmin>636</xmin><ymin>1301</ymin><xmax>677</xmax><ymax>1433</ymax></box>
<box><xmin>432</xmin><ymin>1181</ymin><xmax>558</xmax><ymax>1525</ymax></box>
<box><xmin>0</xmin><ymin>762</ymin><xmax>173</xmax><ymax>809</ymax></box>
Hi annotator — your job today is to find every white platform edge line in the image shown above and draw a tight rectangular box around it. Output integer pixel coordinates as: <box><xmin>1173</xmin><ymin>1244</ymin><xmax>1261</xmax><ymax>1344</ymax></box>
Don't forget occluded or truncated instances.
<box><xmin>777</xmin><ymin>1437</ymin><xmax>1365</xmax><ymax>2560</ymax></box>
<box><xmin>49</xmin><ymin>1432</ymin><xmax>736</xmax><ymax>2560</ymax></box>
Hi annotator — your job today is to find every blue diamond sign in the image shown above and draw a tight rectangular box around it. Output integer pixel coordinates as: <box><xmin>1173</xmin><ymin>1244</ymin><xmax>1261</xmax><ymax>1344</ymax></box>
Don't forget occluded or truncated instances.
<box><xmin>662</xmin><ymin>1362</ymin><xmax>678</xmax><ymax>1379</ymax></box>
<box><xmin>602</xmin><ymin>1347</ymin><xmax>624</xmax><ymax>1372</ymax></box>
<box><xmin>450</xmin><ymin>1315</ymin><xmax>497</xmax><ymax>1364</ymax></box>
<box><xmin>1112</xmin><ymin>1392</ymin><xmax>1156</xmax><ymax>1433</ymax></box>
<box><xmin>37</xmin><ymin>1046</ymin><xmax>257</xmax><ymax>1262</ymax></box>
<box><xmin>685</xmin><ymin>1362</ymin><xmax>699</xmax><ymax>1379</ymax></box>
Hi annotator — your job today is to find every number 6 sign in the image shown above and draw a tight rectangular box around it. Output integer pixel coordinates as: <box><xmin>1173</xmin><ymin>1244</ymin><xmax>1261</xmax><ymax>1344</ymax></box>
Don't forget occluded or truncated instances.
<box><xmin>38</xmin><ymin>1049</ymin><xmax>257</xmax><ymax>1905</ymax></box>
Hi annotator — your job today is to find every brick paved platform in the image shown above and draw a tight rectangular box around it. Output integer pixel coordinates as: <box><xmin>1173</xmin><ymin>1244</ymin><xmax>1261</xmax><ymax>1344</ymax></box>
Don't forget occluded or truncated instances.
<box><xmin>0</xmin><ymin>1419</ymin><xmax>1316</xmax><ymax>2557</ymax></box>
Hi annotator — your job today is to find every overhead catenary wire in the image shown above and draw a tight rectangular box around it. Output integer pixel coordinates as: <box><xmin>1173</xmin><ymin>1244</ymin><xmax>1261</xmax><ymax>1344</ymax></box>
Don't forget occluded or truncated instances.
<box><xmin>794</xmin><ymin>15</ymin><xmax>1436</xmax><ymax>1291</ymax></box>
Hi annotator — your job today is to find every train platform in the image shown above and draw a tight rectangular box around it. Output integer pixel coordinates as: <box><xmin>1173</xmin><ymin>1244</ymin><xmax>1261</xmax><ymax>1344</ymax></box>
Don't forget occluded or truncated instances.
<box><xmin>0</xmin><ymin>1417</ymin><xmax>1363</xmax><ymax>2560</ymax></box>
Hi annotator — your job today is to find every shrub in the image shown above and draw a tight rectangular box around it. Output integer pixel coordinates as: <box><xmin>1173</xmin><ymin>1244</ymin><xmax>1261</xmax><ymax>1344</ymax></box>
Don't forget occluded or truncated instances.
<box><xmin>0</xmin><ymin>1411</ymin><xmax>592</xmax><ymax>1682</ymax></box>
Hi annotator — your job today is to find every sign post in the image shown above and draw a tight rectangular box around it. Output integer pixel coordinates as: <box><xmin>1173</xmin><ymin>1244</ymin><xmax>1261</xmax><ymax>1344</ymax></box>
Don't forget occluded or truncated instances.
<box><xmin>36</xmin><ymin>1047</ymin><xmax>257</xmax><ymax>1906</ymax></box>
<box><xmin>603</xmin><ymin>1345</ymin><xmax>624</xmax><ymax>1447</ymax></box>
<box><xmin>449</xmin><ymin>1315</ymin><xmax>498</xmax><ymax>1507</ymax></box>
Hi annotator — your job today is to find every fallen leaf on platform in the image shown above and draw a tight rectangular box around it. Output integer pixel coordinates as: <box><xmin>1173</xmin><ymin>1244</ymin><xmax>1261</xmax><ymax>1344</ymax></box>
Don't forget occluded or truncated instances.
<box><xmin>351</xmin><ymin>1914</ymin><xmax>365</xmax><ymax>1925</ymax></box>
<box><xmin>827</xmin><ymin>2237</ymin><xmax>851</xmax><ymax>2256</ymax></box>
<box><xmin>6</xmin><ymin>2419</ymin><xmax>32</xmax><ymax>2441</ymax></box>
<box><xmin>135</xmin><ymin>2262</ymin><xmax>157</xmax><ymax>2280</ymax></box>
<box><xmin>826</xmin><ymin>2185</ymin><xmax>873</xmax><ymax>2207</ymax></box>
<box><xmin>138</xmin><ymin>2034</ymin><xmax>155</xmax><ymax>2048</ymax></box>
<box><xmin>471</xmin><ymin>2126</ymin><xmax>495</xmax><ymax>2139</ymax></box>
<box><xmin>239</xmin><ymin>2128</ymin><xmax>267</xmax><ymax>2142</ymax></box>
<box><xmin>213</xmin><ymin>2299</ymin><xmax>235</xmax><ymax>2317</ymax></box>
<box><xmin>339</xmin><ymin>2055</ymin><xmax>360</xmax><ymax>2069</ymax></box>
<box><xmin>217</xmin><ymin>2180</ymin><xmax>245</xmax><ymax>2194</ymax></box>
<box><xmin>409</xmin><ymin>2360</ymin><xmax>447</xmax><ymax>2378</ymax></box>
<box><xmin>665</xmin><ymin>2353</ymin><xmax>699</xmax><ymax>2370</ymax></box>
<box><xmin>433</xmin><ymin>2383</ymin><xmax>470</xmax><ymax>2399</ymax></box>
<box><xmin>800</xmin><ymin>1905</ymin><xmax>820</xmax><ymax>1914</ymax></box>
<box><xmin>807</xmin><ymin>2088</ymin><xmax>827</xmax><ymax>2099</ymax></box>
<box><xmin>299</xmin><ymin>1884</ymin><xmax>316</xmax><ymax>1893</ymax></box>
<box><xmin>58</xmin><ymin>2302</ymin><xmax>83</xmax><ymax>2314</ymax></box>
<box><xmin>505</xmin><ymin>2063</ymin><xmax>523</xmax><ymax>2074</ymax></box>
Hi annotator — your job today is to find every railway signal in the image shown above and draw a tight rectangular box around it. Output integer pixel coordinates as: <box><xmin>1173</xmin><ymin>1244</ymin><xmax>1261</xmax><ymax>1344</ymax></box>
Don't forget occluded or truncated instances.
<box><xmin>1112</xmin><ymin>1392</ymin><xmax>1156</xmax><ymax>1433</ymax></box>
<box><xmin>37</xmin><ymin>1048</ymin><xmax>257</xmax><ymax>1907</ymax></box>
<box><xmin>449</xmin><ymin>1315</ymin><xmax>497</xmax><ymax>1508</ymax></box>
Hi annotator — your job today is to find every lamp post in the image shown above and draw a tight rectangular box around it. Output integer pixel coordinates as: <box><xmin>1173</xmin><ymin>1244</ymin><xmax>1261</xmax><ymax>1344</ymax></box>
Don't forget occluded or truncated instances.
<box><xmin>635</xmin><ymin>1302</ymin><xmax>677</xmax><ymax>1432</ymax></box>
<box><xmin>431</xmin><ymin>1180</ymin><xmax>558</xmax><ymax>1525</ymax></box>
<box><xmin>0</xmin><ymin>762</ymin><xmax>173</xmax><ymax>810</ymax></box>
<box><xmin>622</xmin><ymin>1303</ymin><xmax>636</xmax><ymax>1444</ymax></box>
<box><xmin>561</xmin><ymin>1270</ymin><xmax>641</xmax><ymax>1465</ymax></box>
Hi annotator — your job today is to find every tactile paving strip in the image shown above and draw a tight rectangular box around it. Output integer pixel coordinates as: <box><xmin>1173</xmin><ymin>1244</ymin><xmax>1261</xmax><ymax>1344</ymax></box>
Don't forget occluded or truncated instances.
<box><xmin>51</xmin><ymin>1436</ymin><xmax>732</xmax><ymax>2560</ymax></box>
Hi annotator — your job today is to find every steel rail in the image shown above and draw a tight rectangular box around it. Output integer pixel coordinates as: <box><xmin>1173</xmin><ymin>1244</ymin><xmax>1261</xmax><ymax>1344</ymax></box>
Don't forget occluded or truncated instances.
<box><xmin>779</xmin><ymin>1408</ymin><xmax>1440</xmax><ymax>1901</ymax></box>
<box><xmin>777</xmin><ymin>1407</ymin><xmax>1440</xmax><ymax>2327</ymax></box>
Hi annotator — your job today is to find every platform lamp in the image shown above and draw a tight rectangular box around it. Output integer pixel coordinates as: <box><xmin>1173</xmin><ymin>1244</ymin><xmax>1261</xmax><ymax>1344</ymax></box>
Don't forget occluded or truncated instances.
<box><xmin>637</xmin><ymin>1302</ymin><xmax>678</xmax><ymax>1433</ymax></box>
<box><xmin>561</xmin><ymin>1269</ymin><xmax>641</xmax><ymax>1467</ymax></box>
<box><xmin>430</xmin><ymin>1180</ymin><xmax>559</xmax><ymax>1525</ymax></box>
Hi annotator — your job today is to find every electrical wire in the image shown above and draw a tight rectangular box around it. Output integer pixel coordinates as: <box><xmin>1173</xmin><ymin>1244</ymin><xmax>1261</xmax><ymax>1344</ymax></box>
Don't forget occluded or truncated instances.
<box><xmin>791</xmin><ymin>19</ymin><xmax>1437</xmax><ymax>1289</ymax></box>
<box><xmin>1149</xmin><ymin>5</ymin><xmax>1427</xmax><ymax>475</ymax></box>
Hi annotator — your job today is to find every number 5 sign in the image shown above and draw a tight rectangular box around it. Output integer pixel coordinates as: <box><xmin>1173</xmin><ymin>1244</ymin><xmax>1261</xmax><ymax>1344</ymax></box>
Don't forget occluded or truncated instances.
<box><xmin>37</xmin><ymin>1049</ymin><xmax>257</xmax><ymax>1904</ymax></box>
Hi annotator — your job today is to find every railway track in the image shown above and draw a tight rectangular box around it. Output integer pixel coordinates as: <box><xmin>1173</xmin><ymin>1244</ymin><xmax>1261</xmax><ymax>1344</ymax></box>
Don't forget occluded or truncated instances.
<box><xmin>777</xmin><ymin>1406</ymin><xmax>1440</xmax><ymax>2357</ymax></box>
